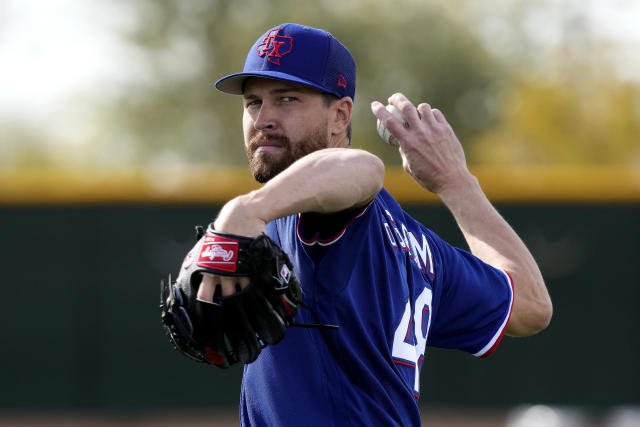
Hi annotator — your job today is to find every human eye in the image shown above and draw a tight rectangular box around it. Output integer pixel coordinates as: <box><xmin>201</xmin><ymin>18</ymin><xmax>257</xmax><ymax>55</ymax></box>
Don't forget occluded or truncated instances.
<box><xmin>280</xmin><ymin>96</ymin><xmax>298</xmax><ymax>103</ymax></box>
<box><xmin>244</xmin><ymin>99</ymin><xmax>261</xmax><ymax>109</ymax></box>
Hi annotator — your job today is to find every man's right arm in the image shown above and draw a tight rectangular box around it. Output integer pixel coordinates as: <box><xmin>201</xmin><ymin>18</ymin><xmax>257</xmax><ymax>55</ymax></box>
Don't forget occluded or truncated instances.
<box><xmin>371</xmin><ymin>93</ymin><xmax>552</xmax><ymax>337</ymax></box>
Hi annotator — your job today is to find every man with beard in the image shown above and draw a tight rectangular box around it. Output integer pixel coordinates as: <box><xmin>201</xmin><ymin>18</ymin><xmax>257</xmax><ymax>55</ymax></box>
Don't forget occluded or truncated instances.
<box><xmin>193</xmin><ymin>23</ymin><xmax>552</xmax><ymax>426</ymax></box>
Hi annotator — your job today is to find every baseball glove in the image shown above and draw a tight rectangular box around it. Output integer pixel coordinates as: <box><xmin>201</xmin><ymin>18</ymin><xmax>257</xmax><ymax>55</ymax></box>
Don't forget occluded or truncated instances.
<box><xmin>160</xmin><ymin>224</ymin><xmax>302</xmax><ymax>368</ymax></box>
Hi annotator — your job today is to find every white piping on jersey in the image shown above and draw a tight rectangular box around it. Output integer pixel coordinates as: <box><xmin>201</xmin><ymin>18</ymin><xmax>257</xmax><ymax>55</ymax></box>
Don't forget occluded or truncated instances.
<box><xmin>473</xmin><ymin>269</ymin><xmax>514</xmax><ymax>358</ymax></box>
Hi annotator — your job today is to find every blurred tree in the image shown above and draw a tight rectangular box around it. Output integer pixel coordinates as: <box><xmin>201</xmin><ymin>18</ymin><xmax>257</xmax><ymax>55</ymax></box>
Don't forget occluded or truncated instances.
<box><xmin>5</xmin><ymin>0</ymin><xmax>637</xmax><ymax>171</ymax></box>
<box><xmin>0</xmin><ymin>122</ymin><xmax>51</xmax><ymax>168</ymax></box>
<box><xmin>91</xmin><ymin>0</ymin><xmax>503</xmax><ymax>168</ymax></box>
<box><xmin>470</xmin><ymin>73</ymin><xmax>640</xmax><ymax>166</ymax></box>
<box><xmin>449</xmin><ymin>0</ymin><xmax>640</xmax><ymax>167</ymax></box>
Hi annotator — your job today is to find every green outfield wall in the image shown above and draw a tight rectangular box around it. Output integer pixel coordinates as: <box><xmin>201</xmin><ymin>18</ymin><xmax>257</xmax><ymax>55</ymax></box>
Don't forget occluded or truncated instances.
<box><xmin>1</xmin><ymin>200</ymin><xmax>638</xmax><ymax>410</ymax></box>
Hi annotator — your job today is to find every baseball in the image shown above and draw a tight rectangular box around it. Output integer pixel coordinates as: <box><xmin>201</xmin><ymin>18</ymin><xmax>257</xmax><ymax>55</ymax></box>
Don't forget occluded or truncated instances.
<box><xmin>376</xmin><ymin>105</ymin><xmax>405</xmax><ymax>147</ymax></box>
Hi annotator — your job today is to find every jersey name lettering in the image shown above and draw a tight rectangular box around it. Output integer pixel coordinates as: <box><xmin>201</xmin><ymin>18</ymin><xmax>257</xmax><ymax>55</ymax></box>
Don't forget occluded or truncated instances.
<box><xmin>383</xmin><ymin>210</ymin><xmax>435</xmax><ymax>279</ymax></box>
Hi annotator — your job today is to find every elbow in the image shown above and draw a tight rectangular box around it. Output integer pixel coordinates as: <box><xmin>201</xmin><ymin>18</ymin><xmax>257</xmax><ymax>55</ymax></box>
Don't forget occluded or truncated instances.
<box><xmin>362</xmin><ymin>150</ymin><xmax>385</xmax><ymax>193</ymax></box>
<box><xmin>370</xmin><ymin>153</ymin><xmax>386</xmax><ymax>193</ymax></box>
<box><xmin>349</xmin><ymin>149</ymin><xmax>385</xmax><ymax>198</ymax></box>
<box><xmin>530</xmin><ymin>277</ymin><xmax>553</xmax><ymax>334</ymax></box>
<box><xmin>541</xmin><ymin>298</ymin><xmax>554</xmax><ymax>330</ymax></box>
<box><xmin>528</xmin><ymin>297</ymin><xmax>553</xmax><ymax>335</ymax></box>
<box><xmin>508</xmin><ymin>285</ymin><xmax>553</xmax><ymax>337</ymax></box>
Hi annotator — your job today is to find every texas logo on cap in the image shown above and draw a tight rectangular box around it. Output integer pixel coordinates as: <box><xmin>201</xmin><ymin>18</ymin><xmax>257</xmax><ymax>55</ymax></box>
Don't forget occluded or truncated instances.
<box><xmin>256</xmin><ymin>29</ymin><xmax>293</xmax><ymax>65</ymax></box>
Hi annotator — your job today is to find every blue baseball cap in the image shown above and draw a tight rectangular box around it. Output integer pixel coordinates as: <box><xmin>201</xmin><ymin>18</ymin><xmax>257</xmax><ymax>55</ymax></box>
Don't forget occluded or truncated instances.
<box><xmin>215</xmin><ymin>23</ymin><xmax>356</xmax><ymax>100</ymax></box>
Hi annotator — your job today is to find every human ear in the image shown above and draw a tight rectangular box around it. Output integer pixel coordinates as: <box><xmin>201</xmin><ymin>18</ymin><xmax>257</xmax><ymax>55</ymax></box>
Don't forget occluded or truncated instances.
<box><xmin>330</xmin><ymin>97</ymin><xmax>353</xmax><ymax>137</ymax></box>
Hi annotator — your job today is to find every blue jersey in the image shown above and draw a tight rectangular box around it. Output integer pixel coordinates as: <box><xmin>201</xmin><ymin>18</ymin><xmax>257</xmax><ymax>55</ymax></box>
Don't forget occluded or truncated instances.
<box><xmin>240</xmin><ymin>188</ymin><xmax>513</xmax><ymax>426</ymax></box>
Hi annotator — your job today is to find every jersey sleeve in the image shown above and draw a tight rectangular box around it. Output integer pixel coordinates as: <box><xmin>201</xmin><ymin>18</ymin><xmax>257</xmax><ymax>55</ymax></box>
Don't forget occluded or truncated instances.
<box><xmin>427</xmin><ymin>232</ymin><xmax>514</xmax><ymax>358</ymax></box>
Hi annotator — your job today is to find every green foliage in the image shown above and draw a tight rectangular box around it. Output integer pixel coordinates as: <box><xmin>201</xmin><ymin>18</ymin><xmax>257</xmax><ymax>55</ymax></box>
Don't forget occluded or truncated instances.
<box><xmin>471</xmin><ymin>74</ymin><xmax>640</xmax><ymax>165</ymax></box>
<box><xmin>97</xmin><ymin>0</ymin><xmax>503</xmax><ymax>167</ymax></box>
<box><xmin>4</xmin><ymin>0</ymin><xmax>638</xmax><ymax>170</ymax></box>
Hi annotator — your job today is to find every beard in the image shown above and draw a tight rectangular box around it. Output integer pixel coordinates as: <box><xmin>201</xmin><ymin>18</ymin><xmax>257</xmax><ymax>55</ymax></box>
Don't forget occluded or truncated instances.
<box><xmin>245</xmin><ymin>122</ymin><xmax>330</xmax><ymax>183</ymax></box>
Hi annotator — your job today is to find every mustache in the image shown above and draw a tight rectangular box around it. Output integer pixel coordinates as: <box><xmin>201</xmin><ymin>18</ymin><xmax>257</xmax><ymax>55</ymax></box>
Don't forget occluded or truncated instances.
<box><xmin>248</xmin><ymin>132</ymin><xmax>290</xmax><ymax>152</ymax></box>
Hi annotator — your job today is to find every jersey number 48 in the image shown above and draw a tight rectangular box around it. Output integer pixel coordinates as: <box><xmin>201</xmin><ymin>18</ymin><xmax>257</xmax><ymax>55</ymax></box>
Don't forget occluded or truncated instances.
<box><xmin>391</xmin><ymin>287</ymin><xmax>432</xmax><ymax>398</ymax></box>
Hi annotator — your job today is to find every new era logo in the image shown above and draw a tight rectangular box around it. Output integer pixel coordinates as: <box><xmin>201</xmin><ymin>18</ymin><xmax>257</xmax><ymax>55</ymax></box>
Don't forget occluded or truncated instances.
<box><xmin>256</xmin><ymin>29</ymin><xmax>293</xmax><ymax>65</ymax></box>
<box><xmin>338</xmin><ymin>74</ymin><xmax>347</xmax><ymax>88</ymax></box>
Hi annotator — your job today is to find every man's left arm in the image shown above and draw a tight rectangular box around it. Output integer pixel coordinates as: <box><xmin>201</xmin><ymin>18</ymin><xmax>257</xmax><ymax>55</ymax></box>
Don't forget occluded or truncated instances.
<box><xmin>214</xmin><ymin>147</ymin><xmax>384</xmax><ymax>235</ymax></box>
<box><xmin>372</xmin><ymin>94</ymin><xmax>552</xmax><ymax>337</ymax></box>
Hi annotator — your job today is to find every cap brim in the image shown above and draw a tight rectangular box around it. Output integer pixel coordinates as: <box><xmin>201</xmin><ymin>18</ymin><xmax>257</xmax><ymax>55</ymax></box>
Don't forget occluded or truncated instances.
<box><xmin>214</xmin><ymin>71</ymin><xmax>336</xmax><ymax>97</ymax></box>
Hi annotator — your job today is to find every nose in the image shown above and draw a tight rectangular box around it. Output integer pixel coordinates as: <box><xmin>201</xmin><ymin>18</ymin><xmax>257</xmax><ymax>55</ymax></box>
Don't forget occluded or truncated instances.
<box><xmin>253</xmin><ymin>103</ymin><xmax>277</xmax><ymax>131</ymax></box>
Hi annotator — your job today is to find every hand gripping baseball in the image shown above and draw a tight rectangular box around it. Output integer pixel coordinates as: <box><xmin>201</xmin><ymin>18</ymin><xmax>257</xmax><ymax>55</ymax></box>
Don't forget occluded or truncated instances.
<box><xmin>160</xmin><ymin>224</ymin><xmax>302</xmax><ymax>367</ymax></box>
<box><xmin>371</xmin><ymin>93</ymin><xmax>472</xmax><ymax>195</ymax></box>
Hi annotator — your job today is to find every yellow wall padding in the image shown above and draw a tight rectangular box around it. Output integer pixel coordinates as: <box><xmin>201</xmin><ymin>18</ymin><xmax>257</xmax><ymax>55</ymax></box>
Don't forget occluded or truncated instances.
<box><xmin>1</xmin><ymin>166</ymin><xmax>639</xmax><ymax>205</ymax></box>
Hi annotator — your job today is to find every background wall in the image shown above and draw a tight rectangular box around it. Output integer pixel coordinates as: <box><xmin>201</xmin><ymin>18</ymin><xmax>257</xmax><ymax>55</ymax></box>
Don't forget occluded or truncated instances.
<box><xmin>1</xmin><ymin>196</ymin><xmax>638</xmax><ymax>413</ymax></box>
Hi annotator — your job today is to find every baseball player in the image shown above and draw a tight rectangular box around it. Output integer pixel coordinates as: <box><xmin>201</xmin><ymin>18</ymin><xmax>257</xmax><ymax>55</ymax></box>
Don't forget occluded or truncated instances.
<box><xmin>196</xmin><ymin>23</ymin><xmax>552</xmax><ymax>426</ymax></box>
